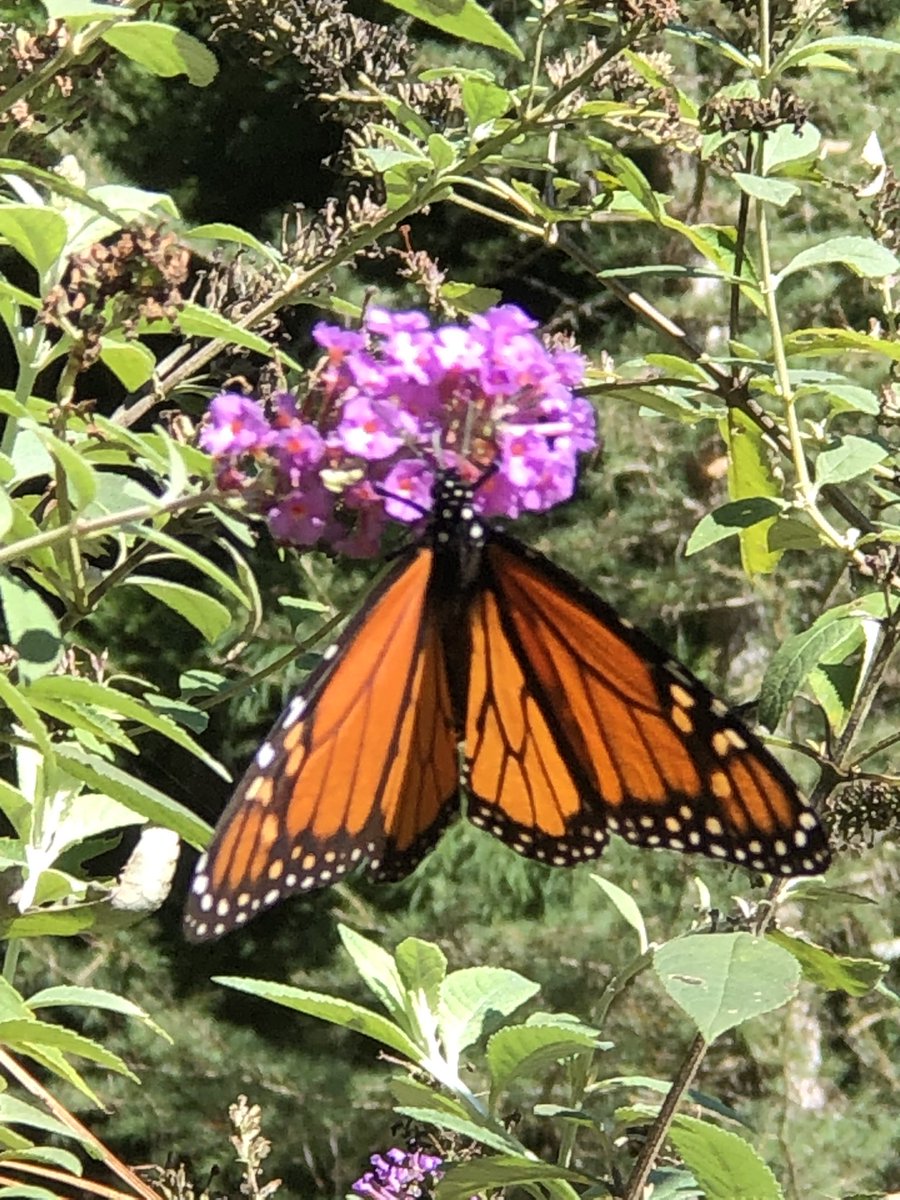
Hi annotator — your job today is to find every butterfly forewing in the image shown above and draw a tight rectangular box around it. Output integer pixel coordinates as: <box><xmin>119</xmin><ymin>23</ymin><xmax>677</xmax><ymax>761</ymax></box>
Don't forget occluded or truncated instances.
<box><xmin>482</xmin><ymin>534</ymin><xmax>831</xmax><ymax>876</ymax></box>
<box><xmin>185</xmin><ymin>548</ymin><xmax>459</xmax><ymax>941</ymax></box>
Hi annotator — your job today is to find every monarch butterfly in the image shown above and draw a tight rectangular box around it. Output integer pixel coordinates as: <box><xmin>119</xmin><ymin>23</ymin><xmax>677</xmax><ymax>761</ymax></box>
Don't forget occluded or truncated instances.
<box><xmin>184</xmin><ymin>468</ymin><xmax>830</xmax><ymax>941</ymax></box>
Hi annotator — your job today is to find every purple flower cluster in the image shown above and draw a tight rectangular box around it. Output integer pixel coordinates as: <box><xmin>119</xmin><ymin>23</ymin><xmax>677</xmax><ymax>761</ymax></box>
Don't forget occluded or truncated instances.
<box><xmin>199</xmin><ymin>304</ymin><xmax>595</xmax><ymax>557</ymax></box>
<box><xmin>351</xmin><ymin>1147</ymin><xmax>444</xmax><ymax>1200</ymax></box>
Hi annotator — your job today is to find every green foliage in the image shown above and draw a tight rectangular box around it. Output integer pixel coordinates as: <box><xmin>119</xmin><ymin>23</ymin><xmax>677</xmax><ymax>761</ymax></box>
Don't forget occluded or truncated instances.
<box><xmin>1</xmin><ymin>0</ymin><xmax>900</xmax><ymax>1198</ymax></box>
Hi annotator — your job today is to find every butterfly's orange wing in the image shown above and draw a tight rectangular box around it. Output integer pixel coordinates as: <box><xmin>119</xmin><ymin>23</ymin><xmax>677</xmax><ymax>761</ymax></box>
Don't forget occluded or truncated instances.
<box><xmin>464</xmin><ymin>533</ymin><xmax>830</xmax><ymax>876</ymax></box>
<box><xmin>184</xmin><ymin>548</ymin><xmax>459</xmax><ymax>940</ymax></box>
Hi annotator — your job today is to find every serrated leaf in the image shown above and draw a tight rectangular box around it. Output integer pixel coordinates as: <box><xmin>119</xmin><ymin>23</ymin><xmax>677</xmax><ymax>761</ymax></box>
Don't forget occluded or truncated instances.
<box><xmin>758</xmin><ymin>594</ymin><xmax>887</xmax><ymax>729</ymax></box>
<box><xmin>667</xmin><ymin>1113</ymin><xmax>784</xmax><ymax>1200</ymax></box>
<box><xmin>395</xmin><ymin>938</ymin><xmax>447</xmax><ymax>1012</ymax></box>
<box><xmin>0</xmin><ymin>571</ymin><xmax>61</xmax><ymax>682</ymax></box>
<box><xmin>436</xmin><ymin>1155</ymin><xmax>591</xmax><ymax>1200</ymax></box>
<box><xmin>187</xmin><ymin>223</ymin><xmax>282</xmax><ymax>266</ymax></box>
<box><xmin>654</xmin><ymin>933</ymin><xmax>800</xmax><ymax>1041</ymax></box>
<box><xmin>685</xmin><ymin>497</ymin><xmax>782</xmax><ymax>557</ymax></box>
<box><xmin>125</xmin><ymin>576</ymin><xmax>232</xmax><ymax>642</ymax></box>
<box><xmin>378</xmin><ymin>0</ymin><xmax>521</xmax><ymax>60</ymax></box>
<box><xmin>213</xmin><ymin>977</ymin><xmax>423</xmax><ymax>1061</ymax></box>
<box><xmin>438</xmin><ymin>967</ymin><xmax>538</xmax><ymax>1056</ymax></box>
<box><xmin>174</xmin><ymin>301</ymin><xmax>276</xmax><ymax>356</ymax></box>
<box><xmin>487</xmin><ymin>1020</ymin><xmax>599</xmax><ymax>1096</ymax></box>
<box><xmin>461</xmin><ymin>77</ymin><xmax>510</xmax><ymax>134</ymax></box>
<box><xmin>815</xmin><ymin>434</ymin><xmax>889</xmax><ymax>485</ymax></box>
<box><xmin>767</xmin><ymin>931</ymin><xmax>887</xmax><ymax>996</ymax></box>
<box><xmin>101</xmin><ymin>22</ymin><xmax>218</xmax><ymax>85</ymax></box>
<box><xmin>777</xmin><ymin>236</ymin><xmax>899</xmax><ymax>286</ymax></box>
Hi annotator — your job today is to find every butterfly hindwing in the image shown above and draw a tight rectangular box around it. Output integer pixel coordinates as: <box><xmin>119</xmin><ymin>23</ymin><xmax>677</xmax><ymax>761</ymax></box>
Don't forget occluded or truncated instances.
<box><xmin>184</xmin><ymin>548</ymin><xmax>460</xmax><ymax>940</ymax></box>
<box><xmin>478</xmin><ymin>533</ymin><xmax>830</xmax><ymax>876</ymax></box>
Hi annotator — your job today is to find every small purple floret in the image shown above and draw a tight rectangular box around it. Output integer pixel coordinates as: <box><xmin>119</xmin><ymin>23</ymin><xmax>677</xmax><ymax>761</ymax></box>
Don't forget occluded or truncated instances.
<box><xmin>351</xmin><ymin>1146</ymin><xmax>444</xmax><ymax>1200</ymax></box>
<box><xmin>199</xmin><ymin>304</ymin><xmax>595</xmax><ymax>557</ymax></box>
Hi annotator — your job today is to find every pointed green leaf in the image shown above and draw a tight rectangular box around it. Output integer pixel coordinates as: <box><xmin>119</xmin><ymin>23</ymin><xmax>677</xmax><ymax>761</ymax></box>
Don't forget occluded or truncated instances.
<box><xmin>124</xmin><ymin>576</ymin><xmax>232</xmax><ymax>642</ymax></box>
<box><xmin>0</xmin><ymin>1018</ymin><xmax>136</xmax><ymax>1078</ymax></box>
<box><xmin>98</xmin><ymin>338</ymin><xmax>156</xmax><ymax>389</ymax></box>
<box><xmin>338</xmin><ymin>926</ymin><xmax>407</xmax><ymax>1021</ymax></box>
<box><xmin>395</xmin><ymin>1107</ymin><xmax>521</xmax><ymax>1156</ymax></box>
<box><xmin>27</xmin><ymin>985</ymin><xmax>170</xmax><ymax>1039</ymax></box>
<box><xmin>767</xmin><ymin>931</ymin><xmax>887</xmax><ymax>996</ymax></box>
<box><xmin>733</xmin><ymin>173</ymin><xmax>799</xmax><ymax>206</ymax></box>
<box><xmin>777</xmin><ymin>236</ymin><xmax>899</xmax><ymax>286</ymax></box>
<box><xmin>654</xmin><ymin>933</ymin><xmax>800</xmax><ymax>1041</ymax></box>
<box><xmin>591</xmin><ymin>875</ymin><xmax>648</xmax><ymax>953</ymax></box>
<box><xmin>213</xmin><ymin>977</ymin><xmax>423</xmax><ymax>1061</ymax></box>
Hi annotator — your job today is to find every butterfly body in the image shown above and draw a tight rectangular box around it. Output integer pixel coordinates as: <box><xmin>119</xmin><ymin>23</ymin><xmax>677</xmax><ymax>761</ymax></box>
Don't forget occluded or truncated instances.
<box><xmin>185</xmin><ymin>470</ymin><xmax>830</xmax><ymax>941</ymax></box>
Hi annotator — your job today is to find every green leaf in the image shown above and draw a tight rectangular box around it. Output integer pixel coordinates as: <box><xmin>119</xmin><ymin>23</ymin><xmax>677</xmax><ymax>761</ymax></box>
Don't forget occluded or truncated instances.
<box><xmin>733</xmin><ymin>173</ymin><xmax>799</xmax><ymax>206</ymax></box>
<box><xmin>761</xmin><ymin>123</ymin><xmax>822</xmax><ymax>173</ymax></box>
<box><xmin>438</xmin><ymin>967</ymin><xmax>539</xmax><ymax>1056</ymax></box>
<box><xmin>784</xmin><ymin>325</ymin><xmax>900</xmax><ymax>363</ymax></box>
<box><xmin>461</xmin><ymin>77</ymin><xmax>510</xmax><ymax>134</ymax></box>
<box><xmin>0</xmin><ymin>207</ymin><xmax>67</xmax><ymax>279</ymax></box>
<box><xmin>213</xmin><ymin>977</ymin><xmax>423</xmax><ymax>1061</ymax></box>
<box><xmin>777</xmin><ymin>236</ymin><xmax>899</xmax><ymax>286</ymax></box>
<box><xmin>338</xmin><ymin>926</ymin><xmax>407</xmax><ymax>1022</ymax></box>
<box><xmin>487</xmin><ymin>1018</ymin><xmax>600</xmax><ymax>1096</ymax></box>
<box><xmin>0</xmin><ymin>673</ymin><xmax>53</xmax><ymax>762</ymax></box>
<box><xmin>28</xmin><ymin>677</ymin><xmax>227</xmax><ymax>777</ymax></box>
<box><xmin>187</xmin><ymin>223</ymin><xmax>283</xmax><ymax>266</ymax></box>
<box><xmin>440</xmin><ymin>282</ymin><xmax>503</xmax><ymax>313</ymax></box>
<box><xmin>0</xmin><ymin>570</ymin><xmax>62</xmax><ymax>682</ymax></box>
<box><xmin>377</xmin><ymin>0</ymin><xmax>522</xmax><ymax>59</ymax></box>
<box><xmin>0</xmin><ymin>1146</ymin><xmax>83</xmax><ymax>1176</ymax></box>
<box><xmin>124</xmin><ymin>576</ymin><xmax>232</xmax><ymax>642</ymax></box>
<box><xmin>654</xmin><ymin>933</ymin><xmax>800</xmax><ymax>1041</ymax></box>
<box><xmin>101</xmin><ymin>22</ymin><xmax>218</xmax><ymax>85</ymax></box>
<box><xmin>395</xmin><ymin>1106</ymin><xmax>522</xmax><ymax>1156</ymax></box>
<box><xmin>34</xmin><ymin>428</ymin><xmax>97</xmax><ymax>509</ymax></box>
<box><xmin>666</xmin><ymin>25</ymin><xmax>754</xmax><ymax>71</ymax></box>
<box><xmin>437</xmin><ymin>1155</ymin><xmax>591</xmax><ymax>1200</ymax></box>
<box><xmin>766</xmin><ymin>517</ymin><xmax>821</xmax><ymax>552</ymax></box>
<box><xmin>54</xmin><ymin>745</ymin><xmax>212</xmax><ymax>847</ymax></box>
<box><xmin>395</xmin><ymin>938</ymin><xmax>447</xmax><ymax>1012</ymax></box>
<box><xmin>175</xmin><ymin>301</ymin><xmax>279</xmax><ymax>358</ymax></box>
<box><xmin>724</xmin><ymin>410</ymin><xmax>782</xmax><ymax>575</ymax></box>
<box><xmin>767</xmin><ymin>931</ymin><xmax>887</xmax><ymax>996</ymax></box>
<box><xmin>27</xmin><ymin>985</ymin><xmax>170</xmax><ymax>1040</ymax></box>
<box><xmin>758</xmin><ymin>593</ymin><xmax>887</xmax><ymax>729</ymax></box>
<box><xmin>686</xmin><ymin>498</ymin><xmax>783</xmax><ymax>557</ymax></box>
<box><xmin>667</xmin><ymin>1113</ymin><xmax>784</xmax><ymax>1200</ymax></box>
<box><xmin>591</xmin><ymin>875</ymin><xmax>648</xmax><ymax>953</ymax></box>
<box><xmin>0</xmin><ymin>1095</ymin><xmax>90</xmax><ymax>1148</ymax></box>
<box><xmin>0</xmin><ymin>1018</ymin><xmax>136</xmax><ymax>1078</ymax></box>
<box><xmin>98</xmin><ymin>338</ymin><xmax>156</xmax><ymax>390</ymax></box>
<box><xmin>779</xmin><ymin>34</ymin><xmax>900</xmax><ymax>74</ymax></box>
<box><xmin>814</xmin><ymin>435</ymin><xmax>889</xmax><ymax>485</ymax></box>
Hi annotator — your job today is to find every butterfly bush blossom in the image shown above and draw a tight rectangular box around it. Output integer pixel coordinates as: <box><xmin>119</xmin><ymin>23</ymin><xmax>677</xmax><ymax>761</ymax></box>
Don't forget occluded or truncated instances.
<box><xmin>351</xmin><ymin>1147</ymin><xmax>444</xmax><ymax>1200</ymax></box>
<box><xmin>200</xmin><ymin>304</ymin><xmax>595</xmax><ymax>557</ymax></box>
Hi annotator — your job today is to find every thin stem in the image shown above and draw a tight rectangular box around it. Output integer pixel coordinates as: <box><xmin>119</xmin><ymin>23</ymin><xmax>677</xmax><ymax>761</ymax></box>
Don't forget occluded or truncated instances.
<box><xmin>0</xmin><ymin>1048</ymin><xmax>162</xmax><ymax>1200</ymax></box>
<box><xmin>0</xmin><ymin>490</ymin><xmax>216</xmax><ymax>567</ymax></box>
<box><xmin>621</xmin><ymin>1033</ymin><xmax>708</xmax><ymax>1200</ymax></box>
